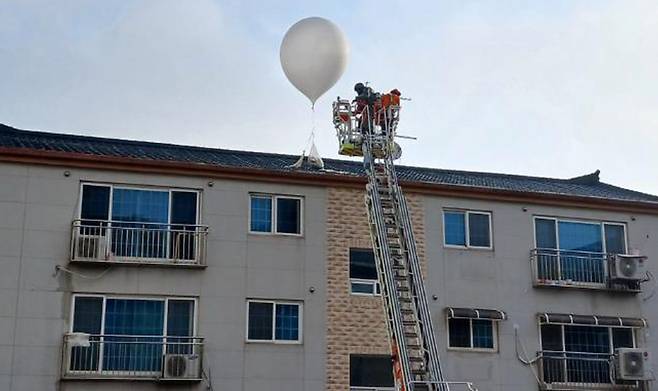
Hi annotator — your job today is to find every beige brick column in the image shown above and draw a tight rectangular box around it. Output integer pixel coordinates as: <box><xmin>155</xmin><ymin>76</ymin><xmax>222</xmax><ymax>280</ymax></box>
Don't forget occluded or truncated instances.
<box><xmin>325</xmin><ymin>186</ymin><xmax>427</xmax><ymax>390</ymax></box>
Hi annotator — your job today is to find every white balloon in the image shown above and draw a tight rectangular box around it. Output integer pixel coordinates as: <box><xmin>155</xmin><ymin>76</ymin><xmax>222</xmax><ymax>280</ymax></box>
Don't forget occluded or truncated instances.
<box><xmin>280</xmin><ymin>17</ymin><xmax>349</xmax><ymax>105</ymax></box>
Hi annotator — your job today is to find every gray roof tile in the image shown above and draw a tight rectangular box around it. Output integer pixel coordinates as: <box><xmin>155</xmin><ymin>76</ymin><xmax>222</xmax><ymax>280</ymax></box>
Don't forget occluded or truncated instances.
<box><xmin>1</xmin><ymin>123</ymin><xmax>657</xmax><ymax>204</ymax></box>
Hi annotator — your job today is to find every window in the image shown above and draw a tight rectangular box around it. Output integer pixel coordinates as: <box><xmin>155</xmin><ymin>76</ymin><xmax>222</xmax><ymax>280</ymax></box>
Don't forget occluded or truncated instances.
<box><xmin>246</xmin><ymin>300</ymin><xmax>302</xmax><ymax>343</ymax></box>
<box><xmin>69</xmin><ymin>295</ymin><xmax>196</xmax><ymax>373</ymax></box>
<box><xmin>539</xmin><ymin>321</ymin><xmax>638</xmax><ymax>385</ymax></box>
<box><xmin>443</xmin><ymin>210</ymin><xmax>492</xmax><ymax>248</ymax></box>
<box><xmin>349</xmin><ymin>248</ymin><xmax>381</xmax><ymax>295</ymax></box>
<box><xmin>249</xmin><ymin>194</ymin><xmax>302</xmax><ymax>235</ymax></box>
<box><xmin>448</xmin><ymin>318</ymin><xmax>496</xmax><ymax>350</ymax></box>
<box><xmin>78</xmin><ymin>184</ymin><xmax>200</xmax><ymax>260</ymax></box>
<box><xmin>350</xmin><ymin>355</ymin><xmax>394</xmax><ymax>390</ymax></box>
<box><xmin>533</xmin><ymin>217</ymin><xmax>627</xmax><ymax>284</ymax></box>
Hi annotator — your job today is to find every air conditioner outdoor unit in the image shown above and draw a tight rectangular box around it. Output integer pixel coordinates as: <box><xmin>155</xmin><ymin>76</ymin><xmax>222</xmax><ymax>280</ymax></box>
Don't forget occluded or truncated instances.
<box><xmin>162</xmin><ymin>354</ymin><xmax>200</xmax><ymax>379</ymax></box>
<box><xmin>615</xmin><ymin>348</ymin><xmax>651</xmax><ymax>381</ymax></box>
<box><xmin>610</xmin><ymin>254</ymin><xmax>647</xmax><ymax>281</ymax></box>
<box><xmin>76</xmin><ymin>235</ymin><xmax>107</xmax><ymax>259</ymax></box>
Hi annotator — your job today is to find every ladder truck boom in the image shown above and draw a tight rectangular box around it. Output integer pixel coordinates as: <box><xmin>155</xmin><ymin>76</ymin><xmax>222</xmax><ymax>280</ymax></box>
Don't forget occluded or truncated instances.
<box><xmin>333</xmin><ymin>89</ymin><xmax>478</xmax><ymax>391</ymax></box>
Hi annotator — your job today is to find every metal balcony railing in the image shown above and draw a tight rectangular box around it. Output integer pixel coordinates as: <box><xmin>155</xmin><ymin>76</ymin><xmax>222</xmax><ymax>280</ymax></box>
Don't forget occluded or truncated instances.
<box><xmin>530</xmin><ymin>249</ymin><xmax>640</xmax><ymax>292</ymax></box>
<box><xmin>71</xmin><ymin>219</ymin><xmax>208</xmax><ymax>266</ymax></box>
<box><xmin>61</xmin><ymin>333</ymin><xmax>204</xmax><ymax>380</ymax></box>
<box><xmin>535</xmin><ymin>351</ymin><xmax>641</xmax><ymax>390</ymax></box>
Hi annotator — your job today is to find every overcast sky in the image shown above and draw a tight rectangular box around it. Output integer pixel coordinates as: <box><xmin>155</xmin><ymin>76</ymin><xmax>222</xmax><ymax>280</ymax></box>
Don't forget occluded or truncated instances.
<box><xmin>1</xmin><ymin>0</ymin><xmax>657</xmax><ymax>195</ymax></box>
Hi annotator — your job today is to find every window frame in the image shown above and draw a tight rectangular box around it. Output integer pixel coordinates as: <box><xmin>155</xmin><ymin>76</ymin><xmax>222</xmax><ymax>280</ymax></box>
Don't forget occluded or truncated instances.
<box><xmin>532</xmin><ymin>216</ymin><xmax>628</xmax><ymax>255</ymax></box>
<box><xmin>349</xmin><ymin>248</ymin><xmax>381</xmax><ymax>297</ymax></box>
<box><xmin>442</xmin><ymin>209</ymin><xmax>493</xmax><ymax>250</ymax></box>
<box><xmin>245</xmin><ymin>299</ymin><xmax>303</xmax><ymax>344</ymax></box>
<box><xmin>538</xmin><ymin>323</ymin><xmax>637</xmax><ymax>354</ymax></box>
<box><xmin>248</xmin><ymin>193</ymin><xmax>304</xmax><ymax>236</ymax></box>
<box><xmin>446</xmin><ymin>316</ymin><xmax>498</xmax><ymax>352</ymax></box>
<box><xmin>69</xmin><ymin>293</ymin><xmax>199</xmax><ymax>337</ymax></box>
<box><xmin>78</xmin><ymin>182</ymin><xmax>201</xmax><ymax>226</ymax></box>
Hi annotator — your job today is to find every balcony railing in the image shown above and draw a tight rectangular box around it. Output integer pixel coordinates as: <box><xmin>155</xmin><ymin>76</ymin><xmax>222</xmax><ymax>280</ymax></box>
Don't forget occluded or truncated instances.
<box><xmin>535</xmin><ymin>351</ymin><xmax>641</xmax><ymax>390</ymax></box>
<box><xmin>61</xmin><ymin>333</ymin><xmax>204</xmax><ymax>380</ymax></box>
<box><xmin>530</xmin><ymin>249</ymin><xmax>640</xmax><ymax>292</ymax></box>
<box><xmin>71</xmin><ymin>219</ymin><xmax>208</xmax><ymax>266</ymax></box>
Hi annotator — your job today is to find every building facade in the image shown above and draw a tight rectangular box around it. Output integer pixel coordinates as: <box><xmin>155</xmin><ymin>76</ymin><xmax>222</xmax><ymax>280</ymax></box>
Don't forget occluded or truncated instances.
<box><xmin>0</xmin><ymin>123</ymin><xmax>657</xmax><ymax>391</ymax></box>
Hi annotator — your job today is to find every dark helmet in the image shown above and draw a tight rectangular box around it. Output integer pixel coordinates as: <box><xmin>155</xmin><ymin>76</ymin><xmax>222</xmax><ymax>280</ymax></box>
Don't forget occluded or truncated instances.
<box><xmin>354</xmin><ymin>83</ymin><xmax>366</xmax><ymax>94</ymax></box>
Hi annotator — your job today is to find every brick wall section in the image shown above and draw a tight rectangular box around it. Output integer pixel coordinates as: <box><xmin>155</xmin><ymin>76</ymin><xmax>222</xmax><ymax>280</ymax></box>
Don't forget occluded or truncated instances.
<box><xmin>326</xmin><ymin>186</ymin><xmax>427</xmax><ymax>391</ymax></box>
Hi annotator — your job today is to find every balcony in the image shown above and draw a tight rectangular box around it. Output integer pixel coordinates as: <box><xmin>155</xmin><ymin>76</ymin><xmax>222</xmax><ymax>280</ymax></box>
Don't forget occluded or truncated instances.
<box><xmin>535</xmin><ymin>351</ymin><xmax>642</xmax><ymax>390</ymax></box>
<box><xmin>70</xmin><ymin>219</ymin><xmax>209</xmax><ymax>266</ymax></box>
<box><xmin>530</xmin><ymin>249</ymin><xmax>642</xmax><ymax>292</ymax></box>
<box><xmin>61</xmin><ymin>333</ymin><xmax>204</xmax><ymax>381</ymax></box>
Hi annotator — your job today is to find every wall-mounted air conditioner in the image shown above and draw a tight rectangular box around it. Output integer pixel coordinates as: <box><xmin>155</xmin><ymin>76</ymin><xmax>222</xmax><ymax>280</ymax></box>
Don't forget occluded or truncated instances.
<box><xmin>610</xmin><ymin>254</ymin><xmax>647</xmax><ymax>281</ymax></box>
<box><xmin>615</xmin><ymin>348</ymin><xmax>651</xmax><ymax>381</ymax></box>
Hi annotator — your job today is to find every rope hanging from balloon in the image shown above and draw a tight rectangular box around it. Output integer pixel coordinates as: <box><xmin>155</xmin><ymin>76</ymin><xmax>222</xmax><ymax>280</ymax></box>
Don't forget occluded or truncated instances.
<box><xmin>280</xmin><ymin>17</ymin><xmax>349</xmax><ymax>170</ymax></box>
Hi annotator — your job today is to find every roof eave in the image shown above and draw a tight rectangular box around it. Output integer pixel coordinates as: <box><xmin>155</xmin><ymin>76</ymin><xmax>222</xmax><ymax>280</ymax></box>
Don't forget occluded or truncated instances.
<box><xmin>1</xmin><ymin>146</ymin><xmax>658</xmax><ymax>215</ymax></box>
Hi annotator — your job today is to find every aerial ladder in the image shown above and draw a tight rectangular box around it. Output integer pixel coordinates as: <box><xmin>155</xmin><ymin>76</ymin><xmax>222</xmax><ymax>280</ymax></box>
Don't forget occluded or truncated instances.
<box><xmin>333</xmin><ymin>89</ymin><xmax>477</xmax><ymax>391</ymax></box>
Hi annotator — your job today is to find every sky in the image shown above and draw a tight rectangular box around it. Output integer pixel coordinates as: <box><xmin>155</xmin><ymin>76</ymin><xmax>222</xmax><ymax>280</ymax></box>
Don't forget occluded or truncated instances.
<box><xmin>1</xmin><ymin>0</ymin><xmax>657</xmax><ymax>195</ymax></box>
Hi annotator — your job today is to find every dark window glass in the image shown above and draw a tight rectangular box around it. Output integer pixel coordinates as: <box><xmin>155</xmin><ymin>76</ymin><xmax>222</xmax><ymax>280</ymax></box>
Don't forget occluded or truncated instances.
<box><xmin>444</xmin><ymin>211</ymin><xmax>466</xmax><ymax>246</ymax></box>
<box><xmin>448</xmin><ymin>318</ymin><xmax>471</xmax><ymax>348</ymax></box>
<box><xmin>71</xmin><ymin>296</ymin><xmax>103</xmax><ymax>371</ymax></box>
<box><xmin>170</xmin><ymin>192</ymin><xmax>197</xmax><ymax>225</ymax></box>
<box><xmin>275</xmin><ymin>304</ymin><xmax>299</xmax><ymax>341</ymax></box>
<box><xmin>472</xmin><ymin>319</ymin><xmax>494</xmax><ymax>349</ymax></box>
<box><xmin>104</xmin><ymin>299</ymin><xmax>164</xmax><ymax>336</ymax></box>
<box><xmin>250</xmin><ymin>196</ymin><xmax>272</xmax><ymax>232</ymax></box>
<box><xmin>612</xmin><ymin>328</ymin><xmax>634</xmax><ymax>349</ymax></box>
<box><xmin>73</xmin><ymin>296</ymin><xmax>103</xmax><ymax>334</ymax></box>
<box><xmin>469</xmin><ymin>213</ymin><xmax>491</xmax><ymax>247</ymax></box>
<box><xmin>349</xmin><ymin>248</ymin><xmax>377</xmax><ymax>280</ymax></box>
<box><xmin>564</xmin><ymin>325</ymin><xmax>610</xmax><ymax>354</ymax></box>
<box><xmin>276</xmin><ymin>197</ymin><xmax>301</xmax><ymax>234</ymax></box>
<box><xmin>535</xmin><ymin>218</ymin><xmax>557</xmax><ymax>249</ymax></box>
<box><xmin>604</xmin><ymin>224</ymin><xmax>626</xmax><ymax>254</ymax></box>
<box><xmin>350</xmin><ymin>355</ymin><xmax>394</xmax><ymax>387</ymax></box>
<box><xmin>81</xmin><ymin>185</ymin><xmax>110</xmax><ymax>221</ymax></box>
<box><xmin>541</xmin><ymin>324</ymin><xmax>563</xmax><ymax>351</ymax></box>
<box><xmin>248</xmin><ymin>302</ymin><xmax>273</xmax><ymax>340</ymax></box>
<box><xmin>167</xmin><ymin>300</ymin><xmax>194</xmax><ymax>337</ymax></box>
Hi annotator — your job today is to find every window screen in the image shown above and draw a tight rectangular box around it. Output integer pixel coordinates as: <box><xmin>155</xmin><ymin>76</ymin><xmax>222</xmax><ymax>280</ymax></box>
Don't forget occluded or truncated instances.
<box><xmin>350</xmin><ymin>355</ymin><xmax>394</xmax><ymax>387</ymax></box>
<box><xmin>80</xmin><ymin>185</ymin><xmax>110</xmax><ymax>221</ymax></box>
<box><xmin>448</xmin><ymin>318</ymin><xmax>471</xmax><ymax>348</ymax></box>
<box><xmin>604</xmin><ymin>224</ymin><xmax>626</xmax><ymax>254</ymax></box>
<box><xmin>250</xmin><ymin>196</ymin><xmax>272</xmax><ymax>232</ymax></box>
<box><xmin>535</xmin><ymin>218</ymin><xmax>557</xmax><ymax>249</ymax></box>
<box><xmin>247</xmin><ymin>302</ymin><xmax>273</xmax><ymax>340</ymax></box>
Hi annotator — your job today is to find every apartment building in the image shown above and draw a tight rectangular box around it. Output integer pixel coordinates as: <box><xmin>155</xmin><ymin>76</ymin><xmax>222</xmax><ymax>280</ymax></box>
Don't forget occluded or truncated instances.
<box><xmin>0</xmin><ymin>123</ymin><xmax>656</xmax><ymax>391</ymax></box>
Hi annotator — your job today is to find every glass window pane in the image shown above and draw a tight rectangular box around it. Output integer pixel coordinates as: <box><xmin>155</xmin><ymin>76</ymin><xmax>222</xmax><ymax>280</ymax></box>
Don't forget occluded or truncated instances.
<box><xmin>351</xmin><ymin>281</ymin><xmax>376</xmax><ymax>294</ymax></box>
<box><xmin>170</xmin><ymin>192</ymin><xmax>197</xmax><ymax>225</ymax></box>
<box><xmin>558</xmin><ymin>221</ymin><xmax>603</xmax><ymax>253</ymax></box>
<box><xmin>472</xmin><ymin>319</ymin><xmax>494</xmax><ymax>349</ymax></box>
<box><xmin>73</xmin><ymin>296</ymin><xmax>103</xmax><ymax>334</ymax></box>
<box><xmin>604</xmin><ymin>224</ymin><xmax>626</xmax><ymax>254</ymax></box>
<box><xmin>276</xmin><ymin>197</ymin><xmax>301</xmax><ymax>234</ymax></box>
<box><xmin>104</xmin><ymin>299</ymin><xmax>165</xmax><ymax>336</ymax></box>
<box><xmin>612</xmin><ymin>328</ymin><xmax>634</xmax><ymax>349</ymax></box>
<box><xmin>349</xmin><ymin>248</ymin><xmax>378</xmax><ymax>280</ymax></box>
<box><xmin>444</xmin><ymin>211</ymin><xmax>466</xmax><ymax>246</ymax></box>
<box><xmin>275</xmin><ymin>304</ymin><xmax>299</xmax><ymax>341</ymax></box>
<box><xmin>81</xmin><ymin>185</ymin><xmax>110</xmax><ymax>221</ymax></box>
<box><xmin>541</xmin><ymin>324</ymin><xmax>564</xmax><ymax>351</ymax></box>
<box><xmin>448</xmin><ymin>318</ymin><xmax>471</xmax><ymax>348</ymax></box>
<box><xmin>535</xmin><ymin>218</ymin><xmax>557</xmax><ymax>249</ymax></box>
<box><xmin>111</xmin><ymin>188</ymin><xmax>169</xmax><ymax>224</ymax></box>
<box><xmin>350</xmin><ymin>355</ymin><xmax>394</xmax><ymax>387</ymax></box>
<box><xmin>564</xmin><ymin>325</ymin><xmax>610</xmax><ymax>353</ymax></box>
<box><xmin>250</xmin><ymin>196</ymin><xmax>272</xmax><ymax>232</ymax></box>
<box><xmin>248</xmin><ymin>302</ymin><xmax>273</xmax><ymax>340</ymax></box>
<box><xmin>468</xmin><ymin>213</ymin><xmax>491</xmax><ymax>247</ymax></box>
<box><xmin>167</xmin><ymin>300</ymin><xmax>194</xmax><ymax>337</ymax></box>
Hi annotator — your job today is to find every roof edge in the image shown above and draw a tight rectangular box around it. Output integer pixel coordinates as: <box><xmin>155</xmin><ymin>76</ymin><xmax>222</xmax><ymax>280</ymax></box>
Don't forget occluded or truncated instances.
<box><xmin>1</xmin><ymin>146</ymin><xmax>658</xmax><ymax>215</ymax></box>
